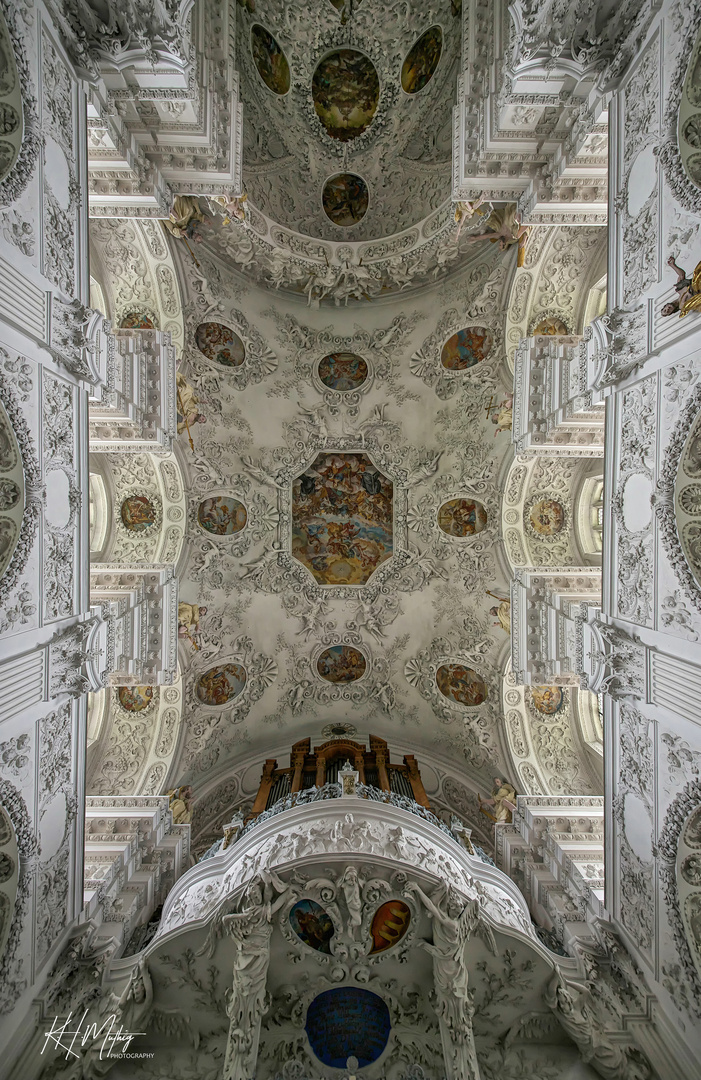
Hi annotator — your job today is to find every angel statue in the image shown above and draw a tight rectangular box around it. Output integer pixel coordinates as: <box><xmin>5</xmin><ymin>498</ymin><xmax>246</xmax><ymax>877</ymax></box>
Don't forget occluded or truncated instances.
<box><xmin>162</xmin><ymin>195</ymin><xmax>208</xmax><ymax>241</ymax></box>
<box><xmin>454</xmin><ymin>195</ymin><xmax>490</xmax><ymax>238</ymax></box>
<box><xmin>479</xmin><ymin>776</ymin><xmax>518</xmax><ymax>824</ymax></box>
<box><xmin>662</xmin><ymin>254</ymin><xmax>701</xmax><ymax>318</ymax></box>
<box><xmin>462</xmin><ymin>203</ymin><xmax>530</xmax><ymax>266</ymax></box>
<box><xmin>222</xmin><ymin>870</ymin><xmax>296</xmax><ymax>1080</ymax></box>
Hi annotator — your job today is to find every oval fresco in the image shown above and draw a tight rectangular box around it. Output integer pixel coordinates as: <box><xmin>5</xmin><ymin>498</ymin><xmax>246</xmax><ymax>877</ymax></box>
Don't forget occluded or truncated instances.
<box><xmin>289</xmin><ymin>899</ymin><xmax>335</xmax><ymax>953</ymax></box>
<box><xmin>196</xmin><ymin>663</ymin><xmax>247</xmax><ymax>706</ymax></box>
<box><xmin>436</xmin><ymin>663</ymin><xmax>487</xmax><ymax>707</ymax></box>
<box><xmin>318</xmin><ymin>352</ymin><xmax>369</xmax><ymax>391</ymax></box>
<box><xmin>438</xmin><ymin>498</ymin><xmax>487</xmax><ymax>537</ymax></box>
<box><xmin>530</xmin><ymin>685</ymin><xmax>564</xmax><ymax>715</ymax></box>
<box><xmin>197</xmin><ymin>495</ymin><xmax>247</xmax><ymax>536</ymax></box>
<box><xmin>251</xmin><ymin>24</ymin><xmax>290</xmax><ymax>95</ymax></box>
<box><xmin>316</xmin><ymin>645</ymin><xmax>367</xmax><ymax>683</ymax></box>
<box><xmin>306</xmin><ymin>987</ymin><xmax>391</xmax><ymax>1069</ymax></box>
<box><xmin>195</xmin><ymin>322</ymin><xmax>246</xmax><ymax>368</ymax></box>
<box><xmin>529</xmin><ymin>498</ymin><xmax>565</xmax><ymax>536</ymax></box>
<box><xmin>440</xmin><ymin>326</ymin><xmax>494</xmax><ymax>370</ymax></box>
<box><xmin>532</xmin><ymin>316</ymin><xmax>569</xmax><ymax>336</ymax></box>
<box><xmin>117</xmin><ymin>686</ymin><xmax>154</xmax><ymax>713</ymax></box>
<box><xmin>312</xmin><ymin>49</ymin><xmax>380</xmax><ymax>142</ymax></box>
<box><xmin>120</xmin><ymin>311</ymin><xmax>155</xmax><ymax>330</ymax></box>
<box><xmin>322</xmin><ymin>172</ymin><xmax>369</xmax><ymax>227</ymax></box>
<box><xmin>121</xmin><ymin>495</ymin><xmax>157</xmax><ymax>532</ymax></box>
<box><xmin>370</xmin><ymin>900</ymin><xmax>411</xmax><ymax>953</ymax></box>
<box><xmin>401</xmin><ymin>25</ymin><xmax>443</xmax><ymax>95</ymax></box>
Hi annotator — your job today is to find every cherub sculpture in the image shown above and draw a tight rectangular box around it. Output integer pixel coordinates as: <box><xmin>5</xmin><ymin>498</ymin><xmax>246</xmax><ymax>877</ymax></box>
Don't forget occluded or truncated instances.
<box><xmin>662</xmin><ymin>254</ymin><xmax>701</xmax><ymax>318</ymax></box>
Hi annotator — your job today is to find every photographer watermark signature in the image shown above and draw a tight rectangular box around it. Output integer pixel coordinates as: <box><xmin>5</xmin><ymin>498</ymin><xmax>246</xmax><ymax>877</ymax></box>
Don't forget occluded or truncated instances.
<box><xmin>41</xmin><ymin>1011</ymin><xmax>152</xmax><ymax>1061</ymax></box>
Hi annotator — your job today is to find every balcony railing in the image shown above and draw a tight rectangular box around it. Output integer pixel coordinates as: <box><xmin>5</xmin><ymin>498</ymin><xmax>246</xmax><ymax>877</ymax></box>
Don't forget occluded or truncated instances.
<box><xmin>199</xmin><ymin>782</ymin><xmax>495</xmax><ymax>866</ymax></box>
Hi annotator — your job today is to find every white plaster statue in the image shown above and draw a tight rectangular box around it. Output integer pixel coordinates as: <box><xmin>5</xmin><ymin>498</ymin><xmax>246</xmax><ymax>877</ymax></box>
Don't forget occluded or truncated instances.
<box><xmin>404</xmin><ymin>881</ymin><xmax>484</xmax><ymax>1080</ymax></box>
<box><xmin>222</xmin><ymin>870</ymin><xmax>295</xmax><ymax>1080</ymax></box>
<box><xmin>340</xmin><ymin>866</ymin><xmax>363</xmax><ymax>937</ymax></box>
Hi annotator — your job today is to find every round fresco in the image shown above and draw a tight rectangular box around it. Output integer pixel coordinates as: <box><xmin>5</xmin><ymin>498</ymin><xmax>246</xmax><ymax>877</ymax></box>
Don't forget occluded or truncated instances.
<box><xmin>440</xmin><ymin>326</ymin><xmax>494</xmax><ymax>370</ymax></box>
<box><xmin>530</xmin><ymin>685</ymin><xmax>564</xmax><ymax>715</ymax></box>
<box><xmin>121</xmin><ymin>495</ymin><xmax>157</xmax><ymax>532</ymax></box>
<box><xmin>532</xmin><ymin>316</ymin><xmax>570</xmax><ymax>336</ymax></box>
<box><xmin>529</xmin><ymin>498</ymin><xmax>565</xmax><ymax>536</ymax></box>
<box><xmin>318</xmin><ymin>352</ymin><xmax>369</xmax><ymax>391</ymax></box>
<box><xmin>195</xmin><ymin>322</ymin><xmax>246</xmax><ymax>368</ymax></box>
<box><xmin>197</xmin><ymin>495</ymin><xmax>247</xmax><ymax>535</ymax></box>
<box><xmin>401</xmin><ymin>25</ymin><xmax>443</xmax><ymax>95</ymax></box>
<box><xmin>120</xmin><ymin>312</ymin><xmax>155</xmax><ymax>330</ymax></box>
<box><xmin>322</xmin><ymin>173</ymin><xmax>369</xmax><ymax>227</ymax></box>
<box><xmin>251</xmin><ymin>24</ymin><xmax>290</xmax><ymax>95</ymax></box>
<box><xmin>370</xmin><ymin>900</ymin><xmax>411</xmax><ymax>954</ymax></box>
<box><xmin>306</xmin><ymin>987</ymin><xmax>391</xmax><ymax>1069</ymax></box>
<box><xmin>312</xmin><ymin>49</ymin><xmax>380</xmax><ymax>142</ymax></box>
<box><xmin>289</xmin><ymin>899</ymin><xmax>335</xmax><ymax>953</ymax></box>
<box><xmin>196</xmin><ymin>663</ymin><xmax>247</xmax><ymax>706</ymax></box>
<box><xmin>316</xmin><ymin>645</ymin><xmax>367</xmax><ymax>683</ymax></box>
<box><xmin>117</xmin><ymin>686</ymin><xmax>154</xmax><ymax>713</ymax></box>
<box><xmin>436</xmin><ymin>664</ymin><xmax>487</xmax><ymax>707</ymax></box>
<box><xmin>437</xmin><ymin>498</ymin><xmax>487</xmax><ymax>537</ymax></box>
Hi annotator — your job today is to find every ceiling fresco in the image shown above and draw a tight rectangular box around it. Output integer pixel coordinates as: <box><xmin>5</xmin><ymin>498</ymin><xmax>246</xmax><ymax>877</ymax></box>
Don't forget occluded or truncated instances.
<box><xmin>236</xmin><ymin>0</ymin><xmax>460</xmax><ymax>243</ymax></box>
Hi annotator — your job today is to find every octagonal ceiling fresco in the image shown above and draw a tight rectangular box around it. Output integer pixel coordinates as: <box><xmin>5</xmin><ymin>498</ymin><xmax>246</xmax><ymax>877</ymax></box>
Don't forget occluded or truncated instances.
<box><xmin>292</xmin><ymin>452</ymin><xmax>393</xmax><ymax>585</ymax></box>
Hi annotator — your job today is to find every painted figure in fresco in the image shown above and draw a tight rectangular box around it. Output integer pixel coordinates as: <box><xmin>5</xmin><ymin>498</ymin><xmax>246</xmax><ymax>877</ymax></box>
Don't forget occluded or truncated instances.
<box><xmin>197</xmin><ymin>663</ymin><xmax>246</xmax><ymax>706</ymax></box>
<box><xmin>317</xmin><ymin>645</ymin><xmax>367</xmax><ymax>683</ymax></box>
<box><xmin>531</xmin><ymin>685</ymin><xmax>564</xmax><ymax>714</ymax></box>
<box><xmin>120</xmin><ymin>311</ymin><xmax>155</xmax><ymax>330</ymax></box>
<box><xmin>438</xmin><ymin>499</ymin><xmax>488</xmax><ymax>537</ymax></box>
<box><xmin>491</xmin><ymin>395</ymin><xmax>513</xmax><ymax>435</ymax></box>
<box><xmin>441</xmin><ymin>326</ymin><xmax>494</xmax><ymax>370</ymax></box>
<box><xmin>198</xmin><ymin>496</ymin><xmax>247</xmax><ymax>535</ymax></box>
<box><xmin>120</xmin><ymin>495</ymin><xmax>156</xmax><ymax>531</ymax></box>
<box><xmin>479</xmin><ymin>777</ymin><xmax>517</xmax><ymax>824</ymax></box>
<box><xmin>532</xmin><ymin>316</ymin><xmax>570</xmax><ymax>336</ymax></box>
<box><xmin>251</xmin><ymin>25</ymin><xmax>290</xmax><ymax>96</ymax></box>
<box><xmin>662</xmin><ymin>254</ymin><xmax>701</xmax><ymax>317</ymax></box>
<box><xmin>117</xmin><ymin>685</ymin><xmax>154</xmax><ymax>712</ymax></box>
<box><xmin>454</xmin><ymin>196</ymin><xmax>490</xmax><ymax>238</ymax></box>
<box><xmin>318</xmin><ymin>352</ymin><xmax>368</xmax><ymax>391</ymax></box>
<box><xmin>176</xmin><ymin>372</ymin><xmax>206</xmax><ymax>447</ymax></box>
<box><xmin>401</xmin><ymin>26</ymin><xmax>443</xmax><ymax>95</ymax></box>
<box><xmin>163</xmin><ymin>195</ymin><xmax>208</xmax><ymax>241</ymax></box>
<box><xmin>322</xmin><ymin>174</ymin><xmax>369</xmax><ymax>228</ymax></box>
<box><xmin>436</xmin><ymin>664</ymin><xmax>487</xmax><ymax>707</ymax></box>
<box><xmin>312</xmin><ymin>49</ymin><xmax>380</xmax><ymax>142</ymax></box>
<box><xmin>195</xmin><ymin>322</ymin><xmax>246</xmax><ymax>367</ymax></box>
<box><xmin>529</xmin><ymin>499</ymin><xmax>565</xmax><ymax>536</ymax></box>
<box><xmin>463</xmin><ymin>203</ymin><xmax>530</xmax><ymax>266</ymax></box>
<box><xmin>178</xmin><ymin>602</ymin><xmax>207</xmax><ymax>650</ymax></box>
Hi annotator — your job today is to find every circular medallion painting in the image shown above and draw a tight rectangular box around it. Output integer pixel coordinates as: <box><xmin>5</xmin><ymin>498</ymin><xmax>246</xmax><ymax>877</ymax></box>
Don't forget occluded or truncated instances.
<box><xmin>318</xmin><ymin>352</ymin><xmax>369</xmax><ymax>391</ymax></box>
<box><xmin>317</xmin><ymin>645</ymin><xmax>367</xmax><ymax>683</ymax></box>
<box><xmin>289</xmin><ymin>899</ymin><xmax>335</xmax><ymax>953</ymax></box>
<box><xmin>529</xmin><ymin>498</ymin><xmax>565</xmax><ymax>536</ymax></box>
<box><xmin>436</xmin><ymin>664</ymin><xmax>487</xmax><ymax>707</ymax></box>
<box><xmin>117</xmin><ymin>686</ymin><xmax>154</xmax><ymax>713</ymax></box>
<box><xmin>312</xmin><ymin>50</ymin><xmax>380</xmax><ymax>141</ymax></box>
<box><xmin>322</xmin><ymin>173</ymin><xmax>369</xmax><ymax>227</ymax></box>
<box><xmin>120</xmin><ymin>312</ymin><xmax>155</xmax><ymax>330</ymax></box>
<box><xmin>306</xmin><ymin>987</ymin><xmax>391</xmax><ymax>1069</ymax></box>
<box><xmin>251</xmin><ymin>24</ymin><xmax>290</xmax><ymax>95</ymax></box>
<box><xmin>196</xmin><ymin>663</ymin><xmax>247</xmax><ymax>706</ymax></box>
<box><xmin>195</xmin><ymin>322</ymin><xmax>246</xmax><ymax>368</ymax></box>
<box><xmin>401</xmin><ymin>25</ymin><xmax>443</xmax><ymax>94</ymax></box>
<box><xmin>438</xmin><ymin>498</ymin><xmax>487</xmax><ymax>537</ymax></box>
<box><xmin>121</xmin><ymin>495</ymin><xmax>157</xmax><ymax>532</ymax></box>
<box><xmin>530</xmin><ymin>685</ymin><xmax>564</xmax><ymax>715</ymax></box>
<box><xmin>441</xmin><ymin>326</ymin><xmax>494</xmax><ymax>370</ymax></box>
<box><xmin>532</xmin><ymin>317</ymin><xmax>569</xmax><ymax>336</ymax></box>
<box><xmin>370</xmin><ymin>900</ymin><xmax>411</xmax><ymax>954</ymax></box>
<box><xmin>197</xmin><ymin>495</ymin><xmax>247</xmax><ymax>535</ymax></box>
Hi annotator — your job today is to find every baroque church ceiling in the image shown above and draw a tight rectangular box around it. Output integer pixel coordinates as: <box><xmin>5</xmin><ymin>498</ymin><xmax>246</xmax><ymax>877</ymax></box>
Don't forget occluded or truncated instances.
<box><xmin>85</xmin><ymin>0</ymin><xmax>606</xmax><ymax>850</ymax></box>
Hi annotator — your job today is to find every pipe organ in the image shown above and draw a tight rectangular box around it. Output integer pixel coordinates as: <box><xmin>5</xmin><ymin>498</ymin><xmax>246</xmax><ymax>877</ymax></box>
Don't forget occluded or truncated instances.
<box><xmin>249</xmin><ymin>735</ymin><xmax>430</xmax><ymax>820</ymax></box>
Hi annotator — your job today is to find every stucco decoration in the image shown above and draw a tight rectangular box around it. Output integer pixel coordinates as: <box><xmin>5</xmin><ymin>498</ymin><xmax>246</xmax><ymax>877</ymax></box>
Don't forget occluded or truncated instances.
<box><xmin>93</xmin><ymin>453</ymin><xmax>185</xmax><ymax>567</ymax></box>
<box><xmin>655</xmin><ymin>382</ymin><xmax>701</xmax><ymax>614</ymax></box>
<box><xmin>502</xmin><ymin>456</ymin><xmax>579</xmax><ymax>570</ymax></box>
<box><xmin>659</xmin><ymin>779</ymin><xmax>701</xmax><ymax>1017</ymax></box>
<box><xmin>410</xmin><ymin>294</ymin><xmax>504</xmax><ymax>400</ymax></box>
<box><xmin>0</xmin><ymin>3</ymin><xmax>41</xmax><ymax>209</ymax></box>
<box><xmin>658</xmin><ymin>13</ymin><xmax>701</xmax><ymax>215</ymax></box>
<box><xmin>0</xmin><ymin>805</ymin><xmax>19</xmax><ymax>969</ymax></box>
<box><xmin>0</xmin><ymin>365</ymin><xmax>41</xmax><ymax>609</ymax></box>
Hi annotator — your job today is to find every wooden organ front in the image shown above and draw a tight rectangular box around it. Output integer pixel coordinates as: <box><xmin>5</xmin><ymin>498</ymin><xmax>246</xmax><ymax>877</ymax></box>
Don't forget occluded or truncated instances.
<box><xmin>248</xmin><ymin>735</ymin><xmax>430</xmax><ymax>820</ymax></box>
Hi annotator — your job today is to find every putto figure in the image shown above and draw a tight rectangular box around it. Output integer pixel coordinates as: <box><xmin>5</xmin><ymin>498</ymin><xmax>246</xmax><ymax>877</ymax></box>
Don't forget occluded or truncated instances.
<box><xmin>662</xmin><ymin>254</ymin><xmax>701</xmax><ymax>317</ymax></box>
